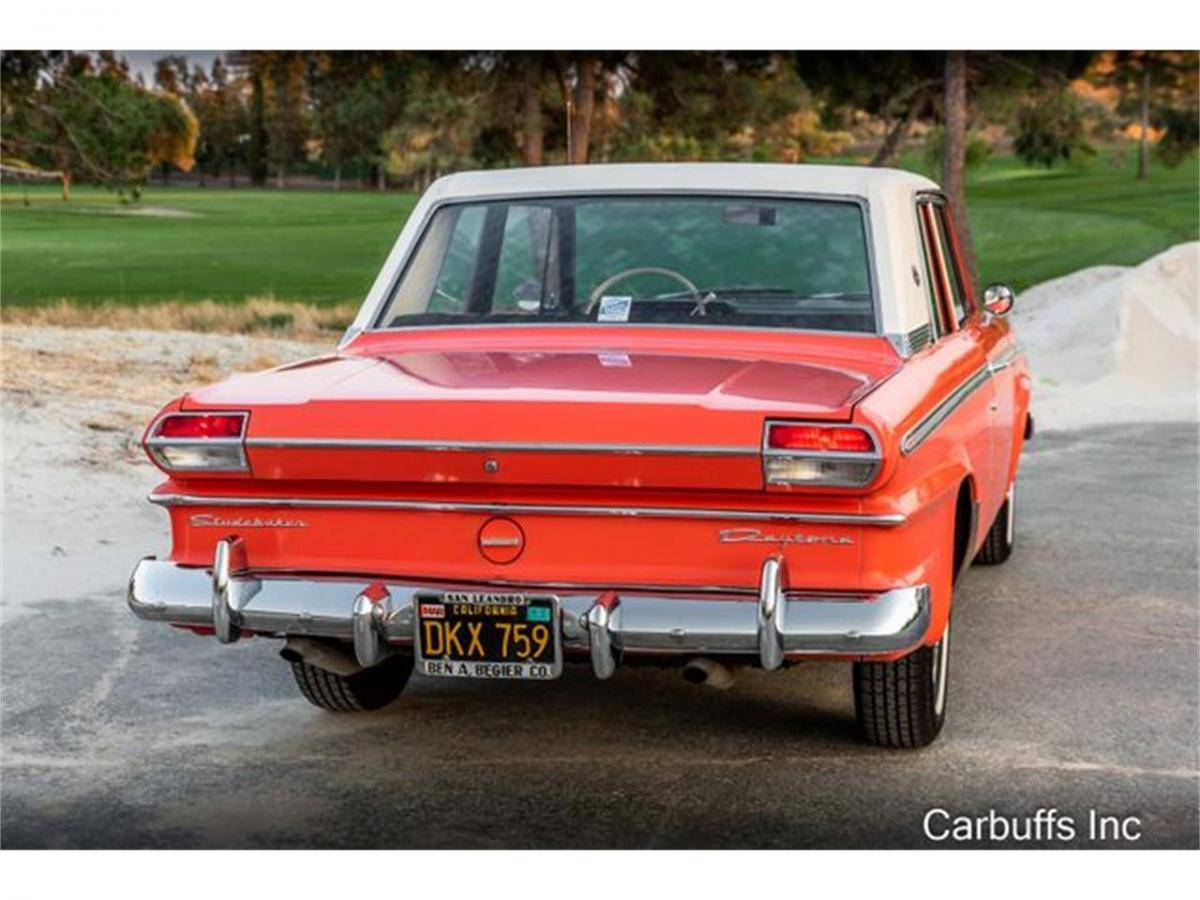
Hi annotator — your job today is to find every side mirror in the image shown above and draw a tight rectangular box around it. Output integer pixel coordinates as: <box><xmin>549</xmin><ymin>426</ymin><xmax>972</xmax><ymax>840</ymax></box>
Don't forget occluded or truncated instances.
<box><xmin>983</xmin><ymin>282</ymin><xmax>1016</xmax><ymax>317</ymax></box>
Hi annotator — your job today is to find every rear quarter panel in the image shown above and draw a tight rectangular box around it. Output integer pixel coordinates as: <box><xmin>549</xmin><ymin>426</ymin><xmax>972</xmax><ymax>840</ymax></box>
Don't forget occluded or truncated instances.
<box><xmin>854</xmin><ymin>326</ymin><xmax>997</xmax><ymax>642</ymax></box>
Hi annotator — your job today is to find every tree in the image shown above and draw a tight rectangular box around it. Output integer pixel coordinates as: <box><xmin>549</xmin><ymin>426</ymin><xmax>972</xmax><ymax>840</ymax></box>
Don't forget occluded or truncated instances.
<box><xmin>941</xmin><ymin>51</ymin><xmax>978</xmax><ymax>288</ymax></box>
<box><xmin>193</xmin><ymin>58</ymin><xmax>248</xmax><ymax>187</ymax></box>
<box><xmin>464</xmin><ymin>52</ymin><xmax>553</xmax><ymax>166</ymax></box>
<box><xmin>228</xmin><ymin>51</ymin><xmax>271</xmax><ymax>185</ymax></box>
<box><xmin>548</xmin><ymin>52</ymin><xmax>631</xmax><ymax>164</ymax></box>
<box><xmin>553</xmin><ymin>52</ymin><xmax>598</xmax><ymax>164</ymax></box>
<box><xmin>1156</xmin><ymin>104</ymin><xmax>1199</xmax><ymax>168</ymax></box>
<box><xmin>153</xmin><ymin>54</ymin><xmax>189</xmax><ymax>96</ymax></box>
<box><xmin>614</xmin><ymin>52</ymin><xmax>843</xmax><ymax>163</ymax></box>
<box><xmin>1102</xmin><ymin>51</ymin><xmax>1199</xmax><ymax>177</ymax></box>
<box><xmin>1</xmin><ymin>51</ymin><xmax>197</xmax><ymax>200</ymax></box>
<box><xmin>1012</xmin><ymin>88</ymin><xmax>1094</xmax><ymax>168</ymax></box>
<box><xmin>796</xmin><ymin>51</ymin><xmax>942</xmax><ymax>167</ymax></box>
<box><xmin>934</xmin><ymin>51</ymin><xmax>1094</xmax><ymax>287</ymax></box>
<box><xmin>264</xmin><ymin>52</ymin><xmax>308</xmax><ymax>188</ymax></box>
<box><xmin>518</xmin><ymin>54</ymin><xmax>548</xmax><ymax>165</ymax></box>
<box><xmin>382</xmin><ymin>56</ymin><xmax>482</xmax><ymax>189</ymax></box>
<box><xmin>309</xmin><ymin>51</ymin><xmax>409</xmax><ymax>189</ymax></box>
<box><xmin>152</xmin><ymin>54</ymin><xmax>192</xmax><ymax>183</ymax></box>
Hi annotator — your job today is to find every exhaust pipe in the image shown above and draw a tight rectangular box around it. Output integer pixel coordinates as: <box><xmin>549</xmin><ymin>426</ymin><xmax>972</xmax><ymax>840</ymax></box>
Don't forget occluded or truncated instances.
<box><xmin>682</xmin><ymin>657</ymin><xmax>735</xmax><ymax>690</ymax></box>
<box><xmin>280</xmin><ymin>637</ymin><xmax>363</xmax><ymax>676</ymax></box>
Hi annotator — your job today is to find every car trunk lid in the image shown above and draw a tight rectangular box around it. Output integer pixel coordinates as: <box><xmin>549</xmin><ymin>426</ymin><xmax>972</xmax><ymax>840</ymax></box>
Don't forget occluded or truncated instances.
<box><xmin>184</xmin><ymin>328</ymin><xmax>901</xmax><ymax>491</ymax></box>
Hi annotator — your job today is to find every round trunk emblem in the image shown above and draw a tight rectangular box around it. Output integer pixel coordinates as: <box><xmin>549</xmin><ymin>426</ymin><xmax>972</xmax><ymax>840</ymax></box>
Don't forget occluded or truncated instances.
<box><xmin>477</xmin><ymin>517</ymin><xmax>525</xmax><ymax>564</ymax></box>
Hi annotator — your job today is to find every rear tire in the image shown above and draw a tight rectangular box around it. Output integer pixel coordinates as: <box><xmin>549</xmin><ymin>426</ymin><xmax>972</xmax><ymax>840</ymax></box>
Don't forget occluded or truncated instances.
<box><xmin>853</xmin><ymin>621</ymin><xmax>950</xmax><ymax>748</ymax></box>
<box><xmin>290</xmin><ymin>653</ymin><xmax>413</xmax><ymax>712</ymax></box>
<box><xmin>974</xmin><ymin>482</ymin><xmax>1016</xmax><ymax>566</ymax></box>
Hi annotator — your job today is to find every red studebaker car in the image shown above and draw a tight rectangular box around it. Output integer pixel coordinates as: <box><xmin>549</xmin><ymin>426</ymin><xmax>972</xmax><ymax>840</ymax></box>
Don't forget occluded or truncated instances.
<box><xmin>129</xmin><ymin>163</ymin><xmax>1031</xmax><ymax>747</ymax></box>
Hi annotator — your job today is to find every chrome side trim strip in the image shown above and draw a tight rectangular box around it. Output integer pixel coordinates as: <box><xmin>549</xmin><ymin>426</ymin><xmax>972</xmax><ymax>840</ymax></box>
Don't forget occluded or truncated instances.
<box><xmin>149</xmin><ymin>493</ymin><xmax>906</xmax><ymax>526</ymax></box>
<box><xmin>900</xmin><ymin>363</ymin><xmax>991</xmax><ymax>455</ymax></box>
<box><xmin>988</xmin><ymin>344</ymin><xmax>1020</xmax><ymax>373</ymax></box>
<box><xmin>244</xmin><ymin>437</ymin><xmax>758</xmax><ymax>457</ymax></box>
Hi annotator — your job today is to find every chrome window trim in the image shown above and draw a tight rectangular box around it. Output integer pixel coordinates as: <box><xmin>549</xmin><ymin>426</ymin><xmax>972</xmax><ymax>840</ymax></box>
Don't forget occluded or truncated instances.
<box><xmin>365</xmin><ymin>190</ymin><xmax>883</xmax><ymax>338</ymax></box>
<box><xmin>915</xmin><ymin>191</ymin><xmax>976</xmax><ymax>323</ymax></box>
<box><xmin>911</xmin><ymin>194</ymin><xmax>946</xmax><ymax>342</ymax></box>
<box><xmin>350</xmin><ymin>320</ymin><xmax>886</xmax><ymax>343</ymax></box>
<box><xmin>243</xmin><ymin>437</ymin><xmax>759</xmax><ymax>457</ymax></box>
<box><xmin>900</xmin><ymin>363</ymin><xmax>992</xmax><ymax>455</ymax></box>
<box><xmin>148</xmin><ymin>492</ymin><xmax>906</xmax><ymax>527</ymax></box>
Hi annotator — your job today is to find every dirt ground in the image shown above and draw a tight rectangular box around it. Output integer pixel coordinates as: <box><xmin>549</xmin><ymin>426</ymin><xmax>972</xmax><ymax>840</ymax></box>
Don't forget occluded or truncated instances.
<box><xmin>1</xmin><ymin>325</ymin><xmax>324</xmax><ymax>621</ymax></box>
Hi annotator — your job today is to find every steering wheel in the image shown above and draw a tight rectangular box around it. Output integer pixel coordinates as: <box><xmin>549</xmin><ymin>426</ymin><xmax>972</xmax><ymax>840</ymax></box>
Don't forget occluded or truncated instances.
<box><xmin>583</xmin><ymin>266</ymin><xmax>707</xmax><ymax>317</ymax></box>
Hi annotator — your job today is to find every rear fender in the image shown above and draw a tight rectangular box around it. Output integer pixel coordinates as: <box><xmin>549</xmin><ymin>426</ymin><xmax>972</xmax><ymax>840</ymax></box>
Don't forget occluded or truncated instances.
<box><xmin>861</xmin><ymin>441</ymin><xmax>973</xmax><ymax>649</ymax></box>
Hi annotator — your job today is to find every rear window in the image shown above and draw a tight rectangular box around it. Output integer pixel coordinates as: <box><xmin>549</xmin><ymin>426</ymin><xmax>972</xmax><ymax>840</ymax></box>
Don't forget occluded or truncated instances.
<box><xmin>378</xmin><ymin>195</ymin><xmax>875</xmax><ymax>332</ymax></box>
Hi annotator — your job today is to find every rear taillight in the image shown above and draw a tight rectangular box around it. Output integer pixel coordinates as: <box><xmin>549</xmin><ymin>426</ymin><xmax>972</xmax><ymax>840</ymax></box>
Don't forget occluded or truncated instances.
<box><xmin>156</xmin><ymin>413</ymin><xmax>245</xmax><ymax>439</ymax></box>
<box><xmin>767</xmin><ymin>423</ymin><xmax>875</xmax><ymax>453</ymax></box>
<box><xmin>146</xmin><ymin>412</ymin><xmax>249</xmax><ymax>472</ymax></box>
<box><xmin>763</xmin><ymin>420</ymin><xmax>880</xmax><ymax>488</ymax></box>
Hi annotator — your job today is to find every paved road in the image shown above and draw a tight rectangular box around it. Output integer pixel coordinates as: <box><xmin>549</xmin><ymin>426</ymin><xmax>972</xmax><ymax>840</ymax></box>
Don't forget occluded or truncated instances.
<box><xmin>2</xmin><ymin>423</ymin><xmax>1197</xmax><ymax>848</ymax></box>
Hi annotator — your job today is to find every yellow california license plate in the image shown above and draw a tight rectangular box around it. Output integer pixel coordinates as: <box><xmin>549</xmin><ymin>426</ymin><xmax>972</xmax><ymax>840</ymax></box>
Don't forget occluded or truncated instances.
<box><xmin>414</xmin><ymin>592</ymin><xmax>562</xmax><ymax>680</ymax></box>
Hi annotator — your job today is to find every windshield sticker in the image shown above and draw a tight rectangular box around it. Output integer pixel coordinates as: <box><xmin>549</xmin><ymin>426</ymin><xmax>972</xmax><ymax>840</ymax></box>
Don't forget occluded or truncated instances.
<box><xmin>597</xmin><ymin>295</ymin><xmax>633</xmax><ymax>322</ymax></box>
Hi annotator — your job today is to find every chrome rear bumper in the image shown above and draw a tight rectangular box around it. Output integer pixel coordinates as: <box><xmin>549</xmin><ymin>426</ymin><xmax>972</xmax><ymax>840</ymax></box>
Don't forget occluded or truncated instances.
<box><xmin>128</xmin><ymin>539</ymin><xmax>931</xmax><ymax>678</ymax></box>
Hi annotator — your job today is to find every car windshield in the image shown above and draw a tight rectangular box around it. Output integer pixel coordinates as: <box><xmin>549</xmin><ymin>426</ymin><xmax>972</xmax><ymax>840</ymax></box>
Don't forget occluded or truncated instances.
<box><xmin>377</xmin><ymin>195</ymin><xmax>875</xmax><ymax>332</ymax></box>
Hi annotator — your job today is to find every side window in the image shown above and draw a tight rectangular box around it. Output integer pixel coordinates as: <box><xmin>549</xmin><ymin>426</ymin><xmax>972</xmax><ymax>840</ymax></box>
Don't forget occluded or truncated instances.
<box><xmin>917</xmin><ymin>198</ymin><xmax>973</xmax><ymax>333</ymax></box>
<box><xmin>917</xmin><ymin>202</ymin><xmax>951</xmax><ymax>336</ymax></box>
<box><xmin>933</xmin><ymin>205</ymin><xmax>971</xmax><ymax>325</ymax></box>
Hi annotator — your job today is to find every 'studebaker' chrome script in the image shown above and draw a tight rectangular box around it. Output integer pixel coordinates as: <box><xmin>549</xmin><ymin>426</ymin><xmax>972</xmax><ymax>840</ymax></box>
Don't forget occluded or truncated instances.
<box><xmin>189</xmin><ymin>514</ymin><xmax>308</xmax><ymax>529</ymax></box>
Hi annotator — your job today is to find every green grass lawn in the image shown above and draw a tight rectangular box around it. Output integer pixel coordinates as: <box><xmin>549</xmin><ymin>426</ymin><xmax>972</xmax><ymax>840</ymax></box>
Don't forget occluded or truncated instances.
<box><xmin>963</xmin><ymin>154</ymin><xmax>1199</xmax><ymax>289</ymax></box>
<box><xmin>1</xmin><ymin>151</ymin><xmax>1195</xmax><ymax>306</ymax></box>
<box><xmin>1</xmin><ymin>187</ymin><xmax>415</xmax><ymax>306</ymax></box>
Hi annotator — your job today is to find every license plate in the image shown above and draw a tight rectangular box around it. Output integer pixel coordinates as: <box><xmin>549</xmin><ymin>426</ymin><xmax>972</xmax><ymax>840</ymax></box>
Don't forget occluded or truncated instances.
<box><xmin>414</xmin><ymin>592</ymin><xmax>562</xmax><ymax>680</ymax></box>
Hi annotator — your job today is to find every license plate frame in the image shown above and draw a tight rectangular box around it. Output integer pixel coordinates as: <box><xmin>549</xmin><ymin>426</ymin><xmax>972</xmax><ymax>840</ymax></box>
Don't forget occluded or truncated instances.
<box><xmin>414</xmin><ymin>591</ymin><xmax>563</xmax><ymax>680</ymax></box>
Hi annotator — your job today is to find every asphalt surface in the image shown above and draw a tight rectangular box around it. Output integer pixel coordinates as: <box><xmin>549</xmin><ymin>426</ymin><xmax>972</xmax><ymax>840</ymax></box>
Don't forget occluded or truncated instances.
<box><xmin>2</xmin><ymin>423</ymin><xmax>1197</xmax><ymax>849</ymax></box>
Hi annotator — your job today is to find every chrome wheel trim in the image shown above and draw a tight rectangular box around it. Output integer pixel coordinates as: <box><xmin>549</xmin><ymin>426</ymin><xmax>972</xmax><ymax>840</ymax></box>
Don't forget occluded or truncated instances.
<box><xmin>932</xmin><ymin>621</ymin><xmax>951</xmax><ymax>718</ymax></box>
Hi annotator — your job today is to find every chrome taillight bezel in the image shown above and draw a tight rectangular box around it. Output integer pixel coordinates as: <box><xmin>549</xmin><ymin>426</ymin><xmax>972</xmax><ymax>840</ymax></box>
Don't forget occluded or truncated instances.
<box><xmin>761</xmin><ymin>419</ymin><xmax>882</xmax><ymax>488</ymax></box>
<box><xmin>145</xmin><ymin>411</ymin><xmax>250</xmax><ymax>473</ymax></box>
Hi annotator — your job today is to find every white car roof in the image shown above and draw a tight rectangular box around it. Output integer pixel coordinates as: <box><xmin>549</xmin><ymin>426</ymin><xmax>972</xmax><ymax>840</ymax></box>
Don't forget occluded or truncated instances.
<box><xmin>349</xmin><ymin>163</ymin><xmax>944</xmax><ymax>346</ymax></box>
<box><xmin>424</xmin><ymin>162</ymin><xmax>940</xmax><ymax>204</ymax></box>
